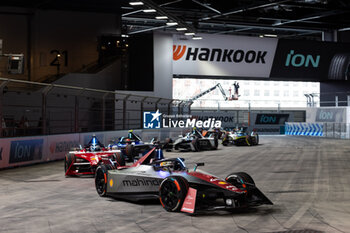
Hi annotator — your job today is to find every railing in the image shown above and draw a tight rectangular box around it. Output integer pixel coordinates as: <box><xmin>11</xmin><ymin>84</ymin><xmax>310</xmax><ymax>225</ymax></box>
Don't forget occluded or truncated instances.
<box><xmin>0</xmin><ymin>77</ymin><xmax>188</xmax><ymax>137</ymax></box>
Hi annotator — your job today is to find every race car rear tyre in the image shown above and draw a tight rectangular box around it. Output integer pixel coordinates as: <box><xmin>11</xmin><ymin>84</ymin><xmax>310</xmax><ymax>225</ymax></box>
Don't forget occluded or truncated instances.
<box><xmin>159</xmin><ymin>176</ymin><xmax>188</xmax><ymax>212</ymax></box>
<box><xmin>125</xmin><ymin>144</ymin><xmax>134</xmax><ymax>161</ymax></box>
<box><xmin>254</xmin><ymin>135</ymin><xmax>259</xmax><ymax>145</ymax></box>
<box><xmin>64</xmin><ymin>153</ymin><xmax>75</xmax><ymax>177</ymax></box>
<box><xmin>163</xmin><ymin>138</ymin><xmax>173</xmax><ymax>150</ymax></box>
<box><xmin>95</xmin><ymin>164</ymin><xmax>112</xmax><ymax>197</ymax></box>
<box><xmin>191</xmin><ymin>138</ymin><xmax>200</xmax><ymax>152</ymax></box>
<box><xmin>214</xmin><ymin>135</ymin><xmax>219</xmax><ymax>149</ymax></box>
<box><xmin>114</xmin><ymin>152</ymin><xmax>125</xmax><ymax>167</ymax></box>
<box><xmin>225</xmin><ymin>172</ymin><xmax>256</xmax><ymax>188</ymax></box>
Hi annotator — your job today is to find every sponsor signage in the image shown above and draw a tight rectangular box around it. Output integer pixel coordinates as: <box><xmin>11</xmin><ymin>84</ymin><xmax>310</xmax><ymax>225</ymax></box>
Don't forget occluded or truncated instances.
<box><xmin>143</xmin><ymin>110</ymin><xmax>222</xmax><ymax>129</ymax></box>
<box><xmin>9</xmin><ymin>139</ymin><xmax>43</xmax><ymax>164</ymax></box>
<box><xmin>50</xmin><ymin>140</ymin><xmax>80</xmax><ymax>154</ymax></box>
<box><xmin>270</xmin><ymin>39</ymin><xmax>350</xmax><ymax>81</ymax></box>
<box><xmin>172</xmin><ymin>33</ymin><xmax>350</xmax><ymax>81</ymax></box>
<box><xmin>173</xmin><ymin>34</ymin><xmax>278</xmax><ymax>78</ymax></box>
<box><xmin>255</xmin><ymin>114</ymin><xmax>289</xmax><ymax>125</ymax></box>
<box><xmin>315</xmin><ymin>108</ymin><xmax>345</xmax><ymax>122</ymax></box>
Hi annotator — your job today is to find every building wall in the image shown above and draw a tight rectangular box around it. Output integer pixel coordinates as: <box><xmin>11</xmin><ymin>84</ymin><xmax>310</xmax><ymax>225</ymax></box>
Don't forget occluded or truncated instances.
<box><xmin>0</xmin><ymin>8</ymin><xmax>121</xmax><ymax>84</ymax></box>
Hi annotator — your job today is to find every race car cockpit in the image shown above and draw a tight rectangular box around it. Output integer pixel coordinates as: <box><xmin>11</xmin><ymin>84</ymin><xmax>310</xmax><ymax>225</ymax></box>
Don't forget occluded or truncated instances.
<box><xmin>152</xmin><ymin>158</ymin><xmax>187</xmax><ymax>172</ymax></box>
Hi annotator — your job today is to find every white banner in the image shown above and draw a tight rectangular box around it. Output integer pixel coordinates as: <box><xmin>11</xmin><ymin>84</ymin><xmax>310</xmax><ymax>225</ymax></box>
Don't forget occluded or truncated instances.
<box><xmin>173</xmin><ymin>34</ymin><xmax>278</xmax><ymax>77</ymax></box>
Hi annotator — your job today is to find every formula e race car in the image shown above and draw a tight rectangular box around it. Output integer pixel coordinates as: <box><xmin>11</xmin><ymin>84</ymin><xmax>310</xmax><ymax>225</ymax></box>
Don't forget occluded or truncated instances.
<box><xmin>173</xmin><ymin>128</ymin><xmax>218</xmax><ymax>151</ymax></box>
<box><xmin>113</xmin><ymin>130</ymin><xmax>156</xmax><ymax>161</ymax></box>
<box><xmin>222</xmin><ymin>129</ymin><xmax>259</xmax><ymax>146</ymax></box>
<box><xmin>95</xmin><ymin>147</ymin><xmax>272</xmax><ymax>214</ymax></box>
<box><xmin>65</xmin><ymin>135</ymin><xmax>124</xmax><ymax>177</ymax></box>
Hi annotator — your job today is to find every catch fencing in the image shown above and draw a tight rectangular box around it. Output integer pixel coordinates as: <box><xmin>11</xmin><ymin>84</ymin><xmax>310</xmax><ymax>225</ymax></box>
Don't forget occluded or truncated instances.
<box><xmin>0</xmin><ymin>77</ymin><xmax>189</xmax><ymax>138</ymax></box>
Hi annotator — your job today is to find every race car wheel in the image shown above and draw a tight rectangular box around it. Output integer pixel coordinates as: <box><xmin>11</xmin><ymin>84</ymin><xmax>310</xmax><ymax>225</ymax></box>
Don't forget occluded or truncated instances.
<box><xmin>159</xmin><ymin>176</ymin><xmax>188</xmax><ymax>212</ymax></box>
<box><xmin>125</xmin><ymin>144</ymin><xmax>134</xmax><ymax>161</ymax></box>
<box><xmin>254</xmin><ymin>135</ymin><xmax>259</xmax><ymax>145</ymax></box>
<box><xmin>245</xmin><ymin>136</ymin><xmax>252</xmax><ymax>146</ymax></box>
<box><xmin>95</xmin><ymin>165</ymin><xmax>111</xmax><ymax>197</ymax></box>
<box><xmin>113</xmin><ymin>152</ymin><xmax>125</xmax><ymax>167</ymax></box>
<box><xmin>64</xmin><ymin>153</ymin><xmax>75</xmax><ymax>177</ymax></box>
<box><xmin>214</xmin><ymin>135</ymin><xmax>219</xmax><ymax>149</ymax></box>
<box><xmin>191</xmin><ymin>138</ymin><xmax>200</xmax><ymax>152</ymax></box>
<box><xmin>163</xmin><ymin>138</ymin><xmax>173</xmax><ymax>149</ymax></box>
<box><xmin>225</xmin><ymin>172</ymin><xmax>256</xmax><ymax>189</ymax></box>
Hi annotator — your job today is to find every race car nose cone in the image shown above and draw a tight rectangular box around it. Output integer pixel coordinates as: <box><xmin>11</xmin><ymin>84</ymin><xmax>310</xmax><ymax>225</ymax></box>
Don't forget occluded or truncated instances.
<box><xmin>226</xmin><ymin>199</ymin><xmax>233</xmax><ymax>206</ymax></box>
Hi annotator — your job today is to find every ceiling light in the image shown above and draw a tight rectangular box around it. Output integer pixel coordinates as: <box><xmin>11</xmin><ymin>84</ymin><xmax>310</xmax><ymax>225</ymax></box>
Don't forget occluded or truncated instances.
<box><xmin>176</xmin><ymin>27</ymin><xmax>187</xmax><ymax>31</ymax></box>
<box><xmin>166</xmin><ymin>22</ymin><xmax>178</xmax><ymax>26</ymax></box>
<box><xmin>143</xmin><ymin>9</ymin><xmax>156</xmax><ymax>13</ymax></box>
<box><xmin>259</xmin><ymin>35</ymin><xmax>264</xmax><ymax>38</ymax></box>
<box><xmin>155</xmin><ymin>16</ymin><xmax>168</xmax><ymax>20</ymax></box>
<box><xmin>192</xmin><ymin>36</ymin><xmax>202</xmax><ymax>40</ymax></box>
<box><xmin>263</xmin><ymin>34</ymin><xmax>278</xmax><ymax>38</ymax></box>
<box><xmin>185</xmin><ymin>32</ymin><xmax>195</xmax><ymax>36</ymax></box>
<box><xmin>129</xmin><ymin>1</ymin><xmax>144</xmax><ymax>6</ymax></box>
<box><xmin>121</xmin><ymin>34</ymin><xmax>129</xmax><ymax>38</ymax></box>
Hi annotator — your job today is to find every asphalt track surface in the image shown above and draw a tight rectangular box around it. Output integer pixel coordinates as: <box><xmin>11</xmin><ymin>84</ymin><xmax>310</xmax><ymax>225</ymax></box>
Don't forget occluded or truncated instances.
<box><xmin>1</xmin><ymin>135</ymin><xmax>350</xmax><ymax>233</ymax></box>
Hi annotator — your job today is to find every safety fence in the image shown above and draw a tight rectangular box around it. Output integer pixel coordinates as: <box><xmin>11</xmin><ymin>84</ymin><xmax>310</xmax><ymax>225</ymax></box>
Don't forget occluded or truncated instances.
<box><xmin>285</xmin><ymin>122</ymin><xmax>350</xmax><ymax>139</ymax></box>
<box><xmin>0</xmin><ymin>128</ymin><xmax>190</xmax><ymax>169</ymax></box>
<box><xmin>0</xmin><ymin>77</ymin><xmax>190</xmax><ymax>138</ymax></box>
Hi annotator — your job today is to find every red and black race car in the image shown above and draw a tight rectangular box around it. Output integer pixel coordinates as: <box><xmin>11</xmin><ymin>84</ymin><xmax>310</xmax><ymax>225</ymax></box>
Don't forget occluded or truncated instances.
<box><xmin>65</xmin><ymin>135</ymin><xmax>124</xmax><ymax>176</ymax></box>
<box><xmin>95</xmin><ymin>147</ymin><xmax>272</xmax><ymax>213</ymax></box>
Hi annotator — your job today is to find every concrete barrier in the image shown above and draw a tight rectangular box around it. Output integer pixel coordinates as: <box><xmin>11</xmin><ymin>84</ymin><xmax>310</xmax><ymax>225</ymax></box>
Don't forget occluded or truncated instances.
<box><xmin>0</xmin><ymin>128</ymin><xmax>191</xmax><ymax>169</ymax></box>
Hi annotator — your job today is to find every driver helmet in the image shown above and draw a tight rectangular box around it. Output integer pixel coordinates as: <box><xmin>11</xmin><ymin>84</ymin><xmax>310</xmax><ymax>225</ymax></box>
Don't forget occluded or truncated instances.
<box><xmin>90</xmin><ymin>144</ymin><xmax>101</xmax><ymax>151</ymax></box>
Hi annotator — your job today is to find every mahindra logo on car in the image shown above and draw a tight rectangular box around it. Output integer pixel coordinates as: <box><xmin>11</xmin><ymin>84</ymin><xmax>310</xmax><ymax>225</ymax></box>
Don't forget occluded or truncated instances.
<box><xmin>123</xmin><ymin>179</ymin><xmax>161</xmax><ymax>186</ymax></box>
<box><xmin>285</xmin><ymin>50</ymin><xmax>320</xmax><ymax>68</ymax></box>
<box><xmin>173</xmin><ymin>44</ymin><xmax>267</xmax><ymax>63</ymax></box>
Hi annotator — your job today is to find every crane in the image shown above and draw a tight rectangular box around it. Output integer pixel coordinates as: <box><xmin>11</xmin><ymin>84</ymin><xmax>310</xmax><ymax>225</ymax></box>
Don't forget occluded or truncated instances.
<box><xmin>185</xmin><ymin>83</ymin><xmax>238</xmax><ymax>104</ymax></box>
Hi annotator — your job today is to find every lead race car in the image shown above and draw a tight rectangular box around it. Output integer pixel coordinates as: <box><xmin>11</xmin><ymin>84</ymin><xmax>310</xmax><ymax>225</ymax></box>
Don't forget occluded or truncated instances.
<box><xmin>222</xmin><ymin>129</ymin><xmax>259</xmax><ymax>146</ymax></box>
<box><xmin>173</xmin><ymin>127</ymin><xmax>218</xmax><ymax>151</ymax></box>
<box><xmin>65</xmin><ymin>135</ymin><xmax>125</xmax><ymax>176</ymax></box>
<box><xmin>95</xmin><ymin>147</ymin><xmax>272</xmax><ymax>214</ymax></box>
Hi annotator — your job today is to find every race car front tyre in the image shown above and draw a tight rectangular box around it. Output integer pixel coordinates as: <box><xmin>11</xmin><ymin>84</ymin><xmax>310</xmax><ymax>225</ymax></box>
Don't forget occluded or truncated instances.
<box><xmin>113</xmin><ymin>152</ymin><xmax>125</xmax><ymax>167</ymax></box>
<box><xmin>125</xmin><ymin>144</ymin><xmax>134</xmax><ymax>161</ymax></box>
<box><xmin>159</xmin><ymin>176</ymin><xmax>188</xmax><ymax>212</ymax></box>
<box><xmin>225</xmin><ymin>172</ymin><xmax>256</xmax><ymax>189</ymax></box>
<box><xmin>64</xmin><ymin>153</ymin><xmax>75</xmax><ymax>177</ymax></box>
<box><xmin>328</xmin><ymin>53</ymin><xmax>350</xmax><ymax>80</ymax></box>
<box><xmin>95</xmin><ymin>165</ymin><xmax>112</xmax><ymax>197</ymax></box>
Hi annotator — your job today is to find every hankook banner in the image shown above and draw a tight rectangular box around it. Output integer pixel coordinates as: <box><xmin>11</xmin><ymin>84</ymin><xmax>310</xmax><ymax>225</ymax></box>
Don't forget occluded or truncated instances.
<box><xmin>173</xmin><ymin>34</ymin><xmax>278</xmax><ymax>78</ymax></box>
<box><xmin>173</xmin><ymin>33</ymin><xmax>350</xmax><ymax>81</ymax></box>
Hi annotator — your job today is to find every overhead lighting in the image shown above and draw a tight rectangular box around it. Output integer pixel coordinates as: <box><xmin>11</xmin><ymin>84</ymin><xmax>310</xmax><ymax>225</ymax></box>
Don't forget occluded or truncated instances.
<box><xmin>121</xmin><ymin>34</ymin><xmax>129</xmax><ymax>38</ymax></box>
<box><xmin>259</xmin><ymin>35</ymin><xmax>264</xmax><ymax>38</ymax></box>
<box><xmin>192</xmin><ymin>36</ymin><xmax>202</xmax><ymax>40</ymax></box>
<box><xmin>143</xmin><ymin>9</ymin><xmax>156</xmax><ymax>13</ymax></box>
<box><xmin>264</xmin><ymin>34</ymin><xmax>278</xmax><ymax>38</ymax></box>
<box><xmin>155</xmin><ymin>16</ymin><xmax>168</xmax><ymax>20</ymax></box>
<box><xmin>129</xmin><ymin>1</ymin><xmax>144</xmax><ymax>6</ymax></box>
<box><xmin>176</xmin><ymin>27</ymin><xmax>187</xmax><ymax>31</ymax></box>
<box><xmin>166</xmin><ymin>22</ymin><xmax>178</xmax><ymax>26</ymax></box>
<box><xmin>185</xmin><ymin>32</ymin><xmax>195</xmax><ymax>36</ymax></box>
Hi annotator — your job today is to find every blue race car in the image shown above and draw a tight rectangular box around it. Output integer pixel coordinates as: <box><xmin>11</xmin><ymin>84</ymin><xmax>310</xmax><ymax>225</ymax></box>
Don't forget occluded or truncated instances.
<box><xmin>113</xmin><ymin>130</ymin><xmax>155</xmax><ymax>161</ymax></box>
